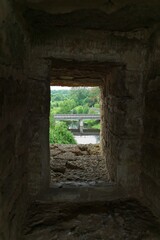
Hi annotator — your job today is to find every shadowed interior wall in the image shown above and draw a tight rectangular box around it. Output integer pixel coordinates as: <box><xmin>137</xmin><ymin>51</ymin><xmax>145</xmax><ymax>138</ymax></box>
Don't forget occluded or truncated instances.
<box><xmin>0</xmin><ymin>3</ymin><xmax>51</xmax><ymax>238</ymax></box>
<box><xmin>26</xmin><ymin>57</ymin><xmax>51</xmax><ymax>196</ymax></box>
<box><xmin>102</xmin><ymin>66</ymin><xmax>144</xmax><ymax>192</ymax></box>
<box><xmin>1</xmin><ymin>2</ymin><xmax>160</xmax><ymax>239</ymax></box>
<box><xmin>31</xmin><ymin>27</ymin><xmax>146</xmax><ymax>193</ymax></box>
<box><xmin>0</xmin><ymin>1</ymin><xmax>30</xmax><ymax>239</ymax></box>
<box><xmin>142</xmin><ymin>30</ymin><xmax>160</xmax><ymax>216</ymax></box>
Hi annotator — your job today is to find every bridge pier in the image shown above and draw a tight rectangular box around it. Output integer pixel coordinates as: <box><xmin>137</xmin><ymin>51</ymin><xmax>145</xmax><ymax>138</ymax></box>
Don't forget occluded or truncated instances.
<box><xmin>79</xmin><ymin>119</ymin><xmax>84</xmax><ymax>134</ymax></box>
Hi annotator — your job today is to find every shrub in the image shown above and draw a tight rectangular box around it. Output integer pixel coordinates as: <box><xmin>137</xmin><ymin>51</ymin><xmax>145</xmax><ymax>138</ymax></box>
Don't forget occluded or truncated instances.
<box><xmin>50</xmin><ymin>121</ymin><xmax>76</xmax><ymax>144</ymax></box>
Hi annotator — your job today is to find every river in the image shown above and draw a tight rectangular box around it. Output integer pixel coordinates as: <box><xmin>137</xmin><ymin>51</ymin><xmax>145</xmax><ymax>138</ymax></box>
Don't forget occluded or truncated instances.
<box><xmin>74</xmin><ymin>135</ymin><xmax>100</xmax><ymax>144</ymax></box>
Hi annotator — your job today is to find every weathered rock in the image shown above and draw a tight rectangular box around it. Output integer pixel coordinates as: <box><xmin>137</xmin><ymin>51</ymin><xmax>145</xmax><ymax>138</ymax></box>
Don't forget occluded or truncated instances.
<box><xmin>87</xmin><ymin>144</ymin><xmax>101</xmax><ymax>155</ymax></box>
<box><xmin>50</xmin><ymin>149</ymin><xmax>62</xmax><ymax>156</ymax></box>
<box><xmin>2</xmin><ymin>1</ymin><xmax>160</xmax><ymax>239</ymax></box>
<box><xmin>50</xmin><ymin>166</ymin><xmax>66</xmax><ymax>174</ymax></box>
<box><xmin>50</xmin><ymin>144</ymin><xmax>109</xmax><ymax>184</ymax></box>
<box><xmin>54</xmin><ymin>152</ymin><xmax>76</xmax><ymax>160</ymax></box>
<box><xmin>66</xmin><ymin>161</ymin><xmax>84</xmax><ymax>170</ymax></box>
<box><xmin>23</xmin><ymin>200</ymin><xmax>160</xmax><ymax>240</ymax></box>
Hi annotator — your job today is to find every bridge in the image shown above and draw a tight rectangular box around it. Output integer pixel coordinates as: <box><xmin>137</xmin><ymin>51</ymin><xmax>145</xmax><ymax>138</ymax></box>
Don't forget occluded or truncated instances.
<box><xmin>54</xmin><ymin>114</ymin><xmax>100</xmax><ymax>121</ymax></box>
<box><xmin>54</xmin><ymin>114</ymin><xmax>100</xmax><ymax>135</ymax></box>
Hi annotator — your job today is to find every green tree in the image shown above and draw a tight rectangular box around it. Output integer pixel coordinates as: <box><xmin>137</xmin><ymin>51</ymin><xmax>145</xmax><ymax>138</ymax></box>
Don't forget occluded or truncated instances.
<box><xmin>70</xmin><ymin>87</ymin><xmax>89</xmax><ymax>105</ymax></box>
<box><xmin>49</xmin><ymin>87</ymin><xmax>101</xmax><ymax>142</ymax></box>
<box><xmin>83</xmin><ymin>105</ymin><xmax>89</xmax><ymax>114</ymax></box>
<box><xmin>88</xmin><ymin>87</ymin><xmax>100</xmax><ymax>107</ymax></box>
<box><xmin>50</xmin><ymin>119</ymin><xmax>76</xmax><ymax>144</ymax></box>
<box><xmin>76</xmin><ymin>105</ymin><xmax>84</xmax><ymax>114</ymax></box>
<box><xmin>58</xmin><ymin>99</ymin><xmax>76</xmax><ymax>114</ymax></box>
<box><xmin>94</xmin><ymin>103</ymin><xmax>100</xmax><ymax>108</ymax></box>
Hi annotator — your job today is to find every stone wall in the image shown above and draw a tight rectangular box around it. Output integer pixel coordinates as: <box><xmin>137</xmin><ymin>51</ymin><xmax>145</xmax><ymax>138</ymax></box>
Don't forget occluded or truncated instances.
<box><xmin>142</xmin><ymin>30</ymin><xmax>160</xmax><ymax>217</ymax></box>
<box><xmin>98</xmin><ymin>64</ymin><xmax>144</xmax><ymax>194</ymax></box>
<box><xmin>29</xmin><ymin>28</ymin><xmax>147</xmax><ymax>194</ymax></box>
<box><xmin>25</xmin><ymin>57</ymin><xmax>51</xmax><ymax>196</ymax></box>
<box><xmin>1</xmin><ymin>2</ymin><xmax>160</xmax><ymax>237</ymax></box>
<box><xmin>50</xmin><ymin>144</ymin><xmax>109</xmax><ymax>184</ymax></box>
<box><xmin>104</xmin><ymin>67</ymin><xmax>144</xmax><ymax>193</ymax></box>
<box><xmin>0</xmin><ymin>2</ymin><xmax>52</xmax><ymax>237</ymax></box>
<box><xmin>0</xmin><ymin>1</ymin><xmax>30</xmax><ymax>239</ymax></box>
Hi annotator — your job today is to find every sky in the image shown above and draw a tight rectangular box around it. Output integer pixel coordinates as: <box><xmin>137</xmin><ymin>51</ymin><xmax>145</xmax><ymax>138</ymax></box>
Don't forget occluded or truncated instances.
<box><xmin>50</xmin><ymin>86</ymin><xmax>71</xmax><ymax>90</ymax></box>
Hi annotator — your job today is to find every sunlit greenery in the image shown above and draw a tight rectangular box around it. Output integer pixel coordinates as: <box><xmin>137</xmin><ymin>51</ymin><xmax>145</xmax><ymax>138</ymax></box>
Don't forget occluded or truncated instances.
<box><xmin>50</xmin><ymin>87</ymin><xmax>100</xmax><ymax>144</ymax></box>
<box><xmin>49</xmin><ymin>116</ymin><xmax>76</xmax><ymax>144</ymax></box>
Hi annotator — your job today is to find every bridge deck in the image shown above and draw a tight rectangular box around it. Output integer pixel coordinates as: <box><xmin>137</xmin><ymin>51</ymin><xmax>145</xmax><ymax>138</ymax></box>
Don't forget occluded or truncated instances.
<box><xmin>54</xmin><ymin>114</ymin><xmax>100</xmax><ymax>120</ymax></box>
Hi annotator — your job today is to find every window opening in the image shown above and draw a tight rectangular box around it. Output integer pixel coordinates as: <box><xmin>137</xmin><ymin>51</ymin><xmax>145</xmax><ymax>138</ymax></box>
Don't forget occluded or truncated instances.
<box><xmin>50</xmin><ymin>86</ymin><xmax>109</xmax><ymax>187</ymax></box>
<box><xmin>50</xmin><ymin>86</ymin><xmax>100</xmax><ymax>145</ymax></box>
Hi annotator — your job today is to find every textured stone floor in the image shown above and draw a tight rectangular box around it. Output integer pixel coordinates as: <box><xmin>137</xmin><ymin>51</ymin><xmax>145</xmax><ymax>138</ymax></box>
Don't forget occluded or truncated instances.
<box><xmin>23</xmin><ymin>199</ymin><xmax>160</xmax><ymax>240</ymax></box>
<box><xmin>50</xmin><ymin>144</ymin><xmax>109</xmax><ymax>185</ymax></box>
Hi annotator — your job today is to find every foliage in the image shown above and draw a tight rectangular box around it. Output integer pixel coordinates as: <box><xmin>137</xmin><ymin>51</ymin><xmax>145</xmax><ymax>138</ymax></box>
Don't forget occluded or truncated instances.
<box><xmin>92</xmin><ymin>123</ymin><xmax>101</xmax><ymax>130</ymax></box>
<box><xmin>94</xmin><ymin>103</ymin><xmax>100</xmax><ymax>108</ymax></box>
<box><xmin>70</xmin><ymin>87</ymin><xmax>89</xmax><ymax>105</ymax></box>
<box><xmin>50</xmin><ymin>87</ymin><xmax>100</xmax><ymax>114</ymax></box>
<box><xmin>50</xmin><ymin>87</ymin><xmax>101</xmax><ymax>144</ymax></box>
<box><xmin>84</xmin><ymin>120</ymin><xmax>100</xmax><ymax>129</ymax></box>
<box><xmin>57</xmin><ymin>99</ymin><xmax>76</xmax><ymax>114</ymax></box>
<box><xmin>49</xmin><ymin>119</ymin><xmax>76</xmax><ymax>144</ymax></box>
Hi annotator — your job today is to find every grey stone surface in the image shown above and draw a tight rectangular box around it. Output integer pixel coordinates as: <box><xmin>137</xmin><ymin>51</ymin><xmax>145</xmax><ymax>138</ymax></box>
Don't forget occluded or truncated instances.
<box><xmin>50</xmin><ymin>144</ymin><xmax>109</xmax><ymax>184</ymax></box>
<box><xmin>1</xmin><ymin>0</ymin><xmax>160</xmax><ymax>239</ymax></box>
<box><xmin>23</xmin><ymin>199</ymin><xmax>160</xmax><ymax>240</ymax></box>
<box><xmin>0</xmin><ymin>8</ymin><xmax>29</xmax><ymax>240</ymax></box>
<box><xmin>142</xmin><ymin>32</ymin><xmax>160</xmax><ymax>217</ymax></box>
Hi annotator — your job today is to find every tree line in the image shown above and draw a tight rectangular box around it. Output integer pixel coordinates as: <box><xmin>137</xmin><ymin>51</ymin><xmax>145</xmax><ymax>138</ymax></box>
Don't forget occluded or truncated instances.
<box><xmin>50</xmin><ymin>87</ymin><xmax>100</xmax><ymax>144</ymax></box>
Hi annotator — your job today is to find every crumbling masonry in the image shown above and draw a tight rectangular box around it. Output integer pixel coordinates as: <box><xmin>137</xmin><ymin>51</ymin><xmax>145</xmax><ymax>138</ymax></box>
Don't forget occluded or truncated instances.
<box><xmin>1</xmin><ymin>1</ymin><xmax>160</xmax><ymax>239</ymax></box>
